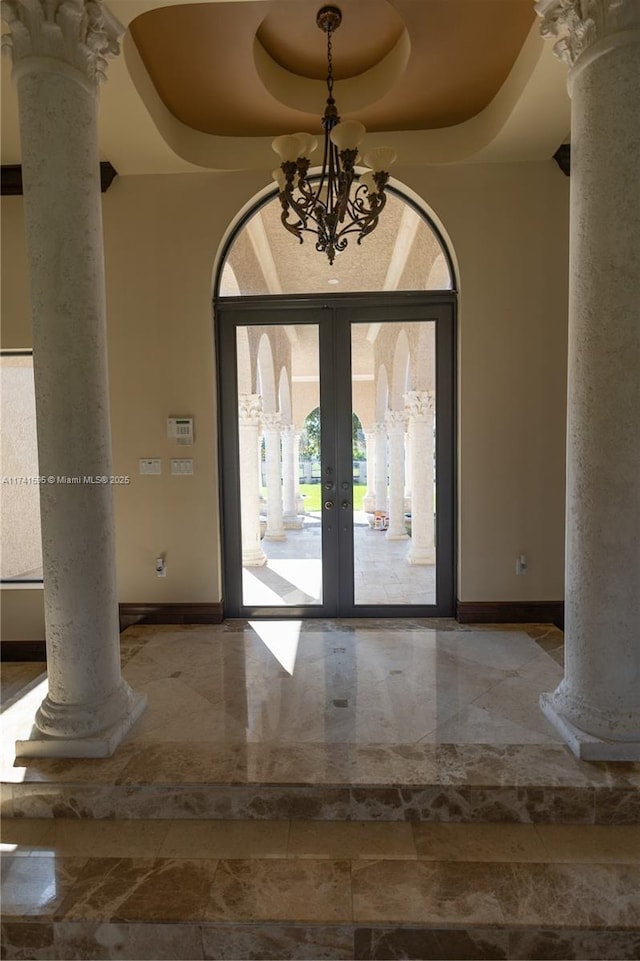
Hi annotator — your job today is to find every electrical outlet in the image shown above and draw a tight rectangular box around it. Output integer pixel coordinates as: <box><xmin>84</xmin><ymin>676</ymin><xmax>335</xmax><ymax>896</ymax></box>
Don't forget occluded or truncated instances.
<box><xmin>516</xmin><ymin>554</ymin><xmax>527</xmax><ymax>575</ymax></box>
<box><xmin>155</xmin><ymin>556</ymin><xmax>166</xmax><ymax>577</ymax></box>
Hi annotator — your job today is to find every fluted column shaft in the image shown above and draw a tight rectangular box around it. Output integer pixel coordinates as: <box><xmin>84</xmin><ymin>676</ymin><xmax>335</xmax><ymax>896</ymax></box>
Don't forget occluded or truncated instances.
<box><xmin>374</xmin><ymin>422</ymin><xmax>388</xmax><ymax>514</ymax></box>
<box><xmin>3</xmin><ymin>0</ymin><xmax>145</xmax><ymax>756</ymax></box>
<box><xmin>385</xmin><ymin>411</ymin><xmax>408</xmax><ymax>540</ymax></box>
<box><xmin>363</xmin><ymin>429</ymin><xmax>376</xmax><ymax>513</ymax></box>
<box><xmin>406</xmin><ymin>391</ymin><xmax>436</xmax><ymax>565</ymax></box>
<box><xmin>537</xmin><ymin>0</ymin><xmax>640</xmax><ymax>759</ymax></box>
<box><xmin>238</xmin><ymin>394</ymin><xmax>267</xmax><ymax>567</ymax></box>
<box><xmin>281</xmin><ymin>424</ymin><xmax>301</xmax><ymax>527</ymax></box>
<box><xmin>262</xmin><ymin>412</ymin><xmax>286</xmax><ymax>541</ymax></box>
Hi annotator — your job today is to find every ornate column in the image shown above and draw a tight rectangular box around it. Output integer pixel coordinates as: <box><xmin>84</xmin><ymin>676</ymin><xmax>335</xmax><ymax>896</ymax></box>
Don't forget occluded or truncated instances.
<box><xmin>385</xmin><ymin>410</ymin><xmax>409</xmax><ymax>540</ymax></box>
<box><xmin>2</xmin><ymin>0</ymin><xmax>146</xmax><ymax>756</ymax></box>
<box><xmin>294</xmin><ymin>430</ymin><xmax>305</xmax><ymax>514</ymax></box>
<box><xmin>238</xmin><ymin>394</ymin><xmax>267</xmax><ymax>567</ymax></box>
<box><xmin>374</xmin><ymin>422</ymin><xmax>388</xmax><ymax>514</ymax></box>
<box><xmin>536</xmin><ymin>0</ymin><xmax>640</xmax><ymax>759</ymax></box>
<box><xmin>281</xmin><ymin>424</ymin><xmax>302</xmax><ymax>528</ymax></box>
<box><xmin>405</xmin><ymin>391</ymin><xmax>436</xmax><ymax>565</ymax></box>
<box><xmin>404</xmin><ymin>426</ymin><xmax>412</xmax><ymax>510</ymax></box>
<box><xmin>363</xmin><ymin>429</ymin><xmax>377</xmax><ymax>513</ymax></box>
<box><xmin>262</xmin><ymin>412</ymin><xmax>286</xmax><ymax>541</ymax></box>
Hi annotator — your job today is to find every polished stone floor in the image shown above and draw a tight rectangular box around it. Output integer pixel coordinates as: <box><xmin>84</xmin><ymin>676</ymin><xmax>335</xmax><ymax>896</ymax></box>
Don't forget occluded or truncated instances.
<box><xmin>2</xmin><ymin>620</ymin><xmax>639</xmax><ymax>959</ymax></box>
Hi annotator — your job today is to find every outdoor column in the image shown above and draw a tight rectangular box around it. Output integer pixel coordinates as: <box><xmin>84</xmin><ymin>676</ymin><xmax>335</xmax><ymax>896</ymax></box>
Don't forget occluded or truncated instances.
<box><xmin>363</xmin><ymin>429</ymin><xmax>376</xmax><ymax>513</ymax></box>
<box><xmin>404</xmin><ymin>427</ymin><xmax>412</xmax><ymax>504</ymax></box>
<box><xmin>294</xmin><ymin>430</ymin><xmax>305</xmax><ymax>514</ymax></box>
<box><xmin>239</xmin><ymin>394</ymin><xmax>267</xmax><ymax>567</ymax></box>
<box><xmin>536</xmin><ymin>0</ymin><xmax>640</xmax><ymax>760</ymax></box>
<box><xmin>405</xmin><ymin>391</ymin><xmax>436</xmax><ymax>565</ymax></box>
<box><xmin>3</xmin><ymin>0</ymin><xmax>146</xmax><ymax>757</ymax></box>
<box><xmin>281</xmin><ymin>424</ymin><xmax>302</xmax><ymax>528</ymax></box>
<box><xmin>374</xmin><ymin>421</ymin><xmax>388</xmax><ymax>514</ymax></box>
<box><xmin>262</xmin><ymin>412</ymin><xmax>286</xmax><ymax>541</ymax></box>
<box><xmin>385</xmin><ymin>411</ymin><xmax>408</xmax><ymax>540</ymax></box>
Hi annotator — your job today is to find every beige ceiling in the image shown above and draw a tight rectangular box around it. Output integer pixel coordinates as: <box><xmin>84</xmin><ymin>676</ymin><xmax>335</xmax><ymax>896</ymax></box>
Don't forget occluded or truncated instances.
<box><xmin>1</xmin><ymin>0</ymin><xmax>571</xmax><ymax>174</ymax></box>
<box><xmin>130</xmin><ymin>0</ymin><xmax>537</xmax><ymax>137</ymax></box>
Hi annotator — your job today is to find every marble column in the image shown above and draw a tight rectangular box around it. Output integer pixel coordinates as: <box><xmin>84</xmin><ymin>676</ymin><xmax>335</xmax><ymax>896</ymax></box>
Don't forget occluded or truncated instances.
<box><xmin>385</xmin><ymin>410</ymin><xmax>409</xmax><ymax>540</ymax></box>
<box><xmin>281</xmin><ymin>424</ymin><xmax>302</xmax><ymax>528</ymax></box>
<box><xmin>404</xmin><ymin>427</ymin><xmax>412</xmax><ymax>511</ymax></box>
<box><xmin>262</xmin><ymin>412</ymin><xmax>286</xmax><ymax>541</ymax></box>
<box><xmin>405</xmin><ymin>391</ymin><xmax>436</xmax><ymax>565</ymax></box>
<box><xmin>374</xmin><ymin>422</ymin><xmax>388</xmax><ymax>514</ymax></box>
<box><xmin>536</xmin><ymin>0</ymin><xmax>640</xmax><ymax>760</ymax></box>
<box><xmin>2</xmin><ymin>0</ymin><xmax>146</xmax><ymax>757</ymax></box>
<box><xmin>239</xmin><ymin>394</ymin><xmax>267</xmax><ymax>567</ymax></box>
<box><xmin>363</xmin><ymin>429</ymin><xmax>376</xmax><ymax>513</ymax></box>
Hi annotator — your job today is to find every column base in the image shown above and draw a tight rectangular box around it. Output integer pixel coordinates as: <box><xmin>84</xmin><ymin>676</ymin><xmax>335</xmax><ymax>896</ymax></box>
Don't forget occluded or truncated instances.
<box><xmin>408</xmin><ymin>548</ymin><xmax>436</xmax><ymax>565</ymax></box>
<box><xmin>15</xmin><ymin>691</ymin><xmax>147</xmax><ymax>759</ymax></box>
<box><xmin>283</xmin><ymin>514</ymin><xmax>303</xmax><ymax>529</ymax></box>
<box><xmin>386</xmin><ymin>531</ymin><xmax>408</xmax><ymax>541</ymax></box>
<box><xmin>242</xmin><ymin>548</ymin><xmax>267</xmax><ymax>567</ymax></box>
<box><xmin>264</xmin><ymin>531</ymin><xmax>286</xmax><ymax>541</ymax></box>
<box><xmin>363</xmin><ymin>494</ymin><xmax>376</xmax><ymax>513</ymax></box>
<box><xmin>540</xmin><ymin>693</ymin><xmax>640</xmax><ymax>761</ymax></box>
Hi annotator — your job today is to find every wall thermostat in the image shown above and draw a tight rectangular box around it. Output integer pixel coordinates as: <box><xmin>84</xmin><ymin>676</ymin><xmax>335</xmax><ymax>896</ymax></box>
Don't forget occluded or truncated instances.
<box><xmin>167</xmin><ymin>417</ymin><xmax>194</xmax><ymax>445</ymax></box>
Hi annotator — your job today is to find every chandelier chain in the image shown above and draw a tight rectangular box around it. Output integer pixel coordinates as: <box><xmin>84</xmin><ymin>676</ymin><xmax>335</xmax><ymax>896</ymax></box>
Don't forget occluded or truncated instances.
<box><xmin>326</xmin><ymin>24</ymin><xmax>334</xmax><ymax>102</ymax></box>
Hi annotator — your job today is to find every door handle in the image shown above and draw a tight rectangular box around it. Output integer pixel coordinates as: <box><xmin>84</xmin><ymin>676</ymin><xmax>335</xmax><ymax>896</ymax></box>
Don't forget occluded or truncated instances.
<box><xmin>324</xmin><ymin>500</ymin><xmax>334</xmax><ymax>510</ymax></box>
<box><xmin>341</xmin><ymin>501</ymin><xmax>350</xmax><ymax>510</ymax></box>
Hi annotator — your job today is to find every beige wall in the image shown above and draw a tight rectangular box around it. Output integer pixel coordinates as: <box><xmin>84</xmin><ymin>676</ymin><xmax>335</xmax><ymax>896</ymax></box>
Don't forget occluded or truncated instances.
<box><xmin>0</xmin><ymin>159</ymin><xmax>569</xmax><ymax>637</ymax></box>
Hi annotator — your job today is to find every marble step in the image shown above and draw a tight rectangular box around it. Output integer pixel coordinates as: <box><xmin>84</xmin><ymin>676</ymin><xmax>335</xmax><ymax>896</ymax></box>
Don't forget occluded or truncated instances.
<box><xmin>2</xmin><ymin>820</ymin><xmax>639</xmax><ymax>961</ymax></box>
<box><xmin>2</xmin><ymin>742</ymin><xmax>638</xmax><ymax>823</ymax></box>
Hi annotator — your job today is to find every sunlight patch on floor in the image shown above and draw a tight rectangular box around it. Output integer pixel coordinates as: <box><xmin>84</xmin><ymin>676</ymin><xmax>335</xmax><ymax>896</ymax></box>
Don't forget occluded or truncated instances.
<box><xmin>249</xmin><ymin>620</ymin><xmax>303</xmax><ymax>675</ymax></box>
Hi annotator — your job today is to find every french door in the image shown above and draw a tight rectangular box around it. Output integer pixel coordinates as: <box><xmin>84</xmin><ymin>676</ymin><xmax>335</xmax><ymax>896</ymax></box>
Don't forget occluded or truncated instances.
<box><xmin>217</xmin><ymin>293</ymin><xmax>455</xmax><ymax>618</ymax></box>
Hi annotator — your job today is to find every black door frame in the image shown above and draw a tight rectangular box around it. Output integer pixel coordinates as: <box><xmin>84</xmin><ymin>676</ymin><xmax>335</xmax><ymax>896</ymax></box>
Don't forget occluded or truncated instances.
<box><xmin>215</xmin><ymin>291</ymin><xmax>457</xmax><ymax>618</ymax></box>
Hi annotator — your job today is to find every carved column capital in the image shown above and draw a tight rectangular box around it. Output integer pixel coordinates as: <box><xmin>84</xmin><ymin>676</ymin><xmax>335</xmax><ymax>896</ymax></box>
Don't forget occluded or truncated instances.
<box><xmin>535</xmin><ymin>0</ymin><xmax>640</xmax><ymax>67</ymax></box>
<box><xmin>262</xmin><ymin>411</ymin><xmax>282</xmax><ymax>432</ymax></box>
<box><xmin>281</xmin><ymin>423</ymin><xmax>295</xmax><ymax>438</ymax></box>
<box><xmin>385</xmin><ymin>409</ymin><xmax>407</xmax><ymax>433</ymax></box>
<box><xmin>1</xmin><ymin>0</ymin><xmax>123</xmax><ymax>86</ymax></box>
<box><xmin>404</xmin><ymin>390</ymin><xmax>435</xmax><ymax>421</ymax></box>
<box><xmin>238</xmin><ymin>393</ymin><xmax>263</xmax><ymax>427</ymax></box>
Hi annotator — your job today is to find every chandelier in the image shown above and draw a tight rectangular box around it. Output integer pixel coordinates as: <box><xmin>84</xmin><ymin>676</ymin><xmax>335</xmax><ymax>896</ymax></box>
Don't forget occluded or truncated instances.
<box><xmin>271</xmin><ymin>5</ymin><xmax>397</xmax><ymax>266</ymax></box>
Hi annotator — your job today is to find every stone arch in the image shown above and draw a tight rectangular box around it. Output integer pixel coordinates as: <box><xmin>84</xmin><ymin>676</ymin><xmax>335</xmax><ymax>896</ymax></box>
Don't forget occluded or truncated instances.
<box><xmin>256</xmin><ymin>333</ymin><xmax>277</xmax><ymax>413</ymax></box>
<box><xmin>376</xmin><ymin>365</ymin><xmax>389</xmax><ymax>422</ymax></box>
<box><xmin>390</xmin><ymin>329</ymin><xmax>411</xmax><ymax>411</ymax></box>
<box><xmin>278</xmin><ymin>366</ymin><xmax>292</xmax><ymax>424</ymax></box>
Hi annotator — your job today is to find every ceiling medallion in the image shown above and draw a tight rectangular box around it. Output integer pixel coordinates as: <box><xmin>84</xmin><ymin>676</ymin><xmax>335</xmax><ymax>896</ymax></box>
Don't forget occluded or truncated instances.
<box><xmin>271</xmin><ymin>5</ymin><xmax>397</xmax><ymax>266</ymax></box>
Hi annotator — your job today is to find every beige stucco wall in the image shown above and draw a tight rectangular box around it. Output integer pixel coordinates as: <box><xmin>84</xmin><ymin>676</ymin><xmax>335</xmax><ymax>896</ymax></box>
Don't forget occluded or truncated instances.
<box><xmin>0</xmin><ymin>159</ymin><xmax>569</xmax><ymax>638</ymax></box>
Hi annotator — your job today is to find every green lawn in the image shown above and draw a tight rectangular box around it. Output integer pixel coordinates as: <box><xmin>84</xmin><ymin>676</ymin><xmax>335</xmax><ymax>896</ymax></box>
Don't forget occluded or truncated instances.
<box><xmin>298</xmin><ymin>483</ymin><xmax>367</xmax><ymax>512</ymax></box>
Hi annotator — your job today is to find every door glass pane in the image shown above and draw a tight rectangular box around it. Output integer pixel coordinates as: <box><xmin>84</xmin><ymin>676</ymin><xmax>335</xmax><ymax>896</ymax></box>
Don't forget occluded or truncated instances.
<box><xmin>352</xmin><ymin>321</ymin><xmax>436</xmax><ymax>606</ymax></box>
<box><xmin>237</xmin><ymin>324</ymin><xmax>323</xmax><ymax>606</ymax></box>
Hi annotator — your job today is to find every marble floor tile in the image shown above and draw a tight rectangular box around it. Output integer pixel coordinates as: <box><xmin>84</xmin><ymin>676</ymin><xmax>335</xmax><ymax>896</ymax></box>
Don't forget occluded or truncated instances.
<box><xmin>288</xmin><ymin>821</ymin><xmax>417</xmax><ymax>859</ymax></box>
<box><xmin>57</xmin><ymin>857</ymin><xmax>219</xmax><ymax>922</ymax></box>
<box><xmin>411</xmin><ymin>822</ymin><xmax>546</xmax><ymax>861</ymax></box>
<box><xmin>201</xmin><ymin>922</ymin><xmax>354</xmax><ymax>960</ymax></box>
<box><xmin>0</xmin><ymin>920</ymin><xmax>55</xmax><ymax>961</ymax></box>
<box><xmin>351</xmin><ymin>859</ymin><xmax>507</xmax><ymax>924</ymax></box>
<box><xmin>534</xmin><ymin>823</ymin><xmax>640</xmax><ymax>862</ymax></box>
<box><xmin>498</xmin><ymin>861</ymin><xmax>640</xmax><ymax>928</ymax></box>
<box><xmin>235</xmin><ymin>744</ymin><xmax>351</xmax><ymax>784</ymax></box>
<box><xmin>53</xmin><ymin>920</ymin><xmax>206</xmax><ymax>961</ymax></box>
<box><xmin>1</xmin><ymin>855</ymin><xmax>87</xmax><ymax>919</ymax></box>
<box><xmin>0</xmin><ymin>663</ymin><xmax>45</xmax><ymax>704</ymax></box>
<box><xmin>204</xmin><ymin>859</ymin><xmax>352</xmax><ymax>922</ymax></box>
<box><xmin>158</xmin><ymin>819</ymin><xmax>290</xmax><ymax>859</ymax></box>
<box><xmin>115</xmin><ymin>743</ymin><xmax>241</xmax><ymax>784</ymax></box>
